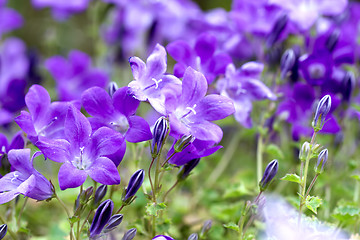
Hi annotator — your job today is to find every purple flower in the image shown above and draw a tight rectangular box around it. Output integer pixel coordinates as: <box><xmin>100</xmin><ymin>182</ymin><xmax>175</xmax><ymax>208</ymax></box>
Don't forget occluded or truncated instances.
<box><xmin>217</xmin><ymin>63</ymin><xmax>277</xmax><ymax>128</ymax></box>
<box><xmin>259</xmin><ymin>159</ymin><xmax>279</xmax><ymax>191</ymax></box>
<box><xmin>31</xmin><ymin>0</ymin><xmax>90</xmax><ymax>21</ymax></box>
<box><xmin>167</xmin><ymin>139</ymin><xmax>222</xmax><ymax>166</ymax></box>
<box><xmin>166</xmin><ymin>67</ymin><xmax>234</xmax><ymax>143</ymax></box>
<box><xmin>15</xmin><ymin>85</ymin><xmax>69</xmax><ymax>144</ymax></box>
<box><xmin>167</xmin><ymin>32</ymin><xmax>232</xmax><ymax>84</ymax></box>
<box><xmin>269</xmin><ymin>0</ymin><xmax>348</xmax><ymax>31</ymax></box>
<box><xmin>123</xmin><ymin>169</ymin><xmax>144</xmax><ymax>203</ymax></box>
<box><xmin>128</xmin><ymin>44</ymin><xmax>182</xmax><ymax>114</ymax></box>
<box><xmin>37</xmin><ymin>105</ymin><xmax>122</xmax><ymax>190</ymax></box>
<box><xmin>0</xmin><ymin>131</ymin><xmax>24</xmax><ymax>156</ymax></box>
<box><xmin>82</xmin><ymin>86</ymin><xmax>152</xmax><ymax>143</ymax></box>
<box><xmin>0</xmin><ymin>1</ymin><xmax>23</xmax><ymax>37</ymax></box>
<box><xmin>299</xmin><ymin>50</ymin><xmax>334</xmax><ymax>86</ymax></box>
<box><xmin>152</xmin><ymin>235</ymin><xmax>175</xmax><ymax>240</ymax></box>
<box><xmin>0</xmin><ymin>38</ymin><xmax>29</xmax><ymax>125</ymax></box>
<box><xmin>45</xmin><ymin>50</ymin><xmax>108</xmax><ymax>102</ymax></box>
<box><xmin>0</xmin><ymin>149</ymin><xmax>53</xmax><ymax>204</ymax></box>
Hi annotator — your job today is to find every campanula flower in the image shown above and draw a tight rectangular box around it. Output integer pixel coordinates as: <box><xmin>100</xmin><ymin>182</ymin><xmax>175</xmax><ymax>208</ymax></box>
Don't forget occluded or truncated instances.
<box><xmin>82</xmin><ymin>86</ymin><xmax>152</xmax><ymax>143</ymax></box>
<box><xmin>0</xmin><ymin>149</ymin><xmax>53</xmax><ymax>204</ymax></box>
<box><xmin>152</xmin><ymin>235</ymin><xmax>175</xmax><ymax>240</ymax></box>
<box><xmin>166</xmin><ymin>67</ymin><xmax>234</xmax><ymax>143</ymax></box>
<box><xmin>128</xmin><ymin>44</ymin><xmax>182</xmax><ymax>115</ymax></box>
<box><xmin>36</xmin><ymin>105</ymin><xmax>122</xmax><ymax>190</ymax></box>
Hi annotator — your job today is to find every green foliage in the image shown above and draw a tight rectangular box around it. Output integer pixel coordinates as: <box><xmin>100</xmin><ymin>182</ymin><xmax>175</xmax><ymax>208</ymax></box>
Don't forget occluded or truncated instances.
<box><xmin>305</xmin><ymin>196</ymin><xmax>322</xmax><ymax>214</ymax></box>
<box><xmin>146</xmin><ymin>202</ymin><xmax>167</xmax><ymax>217</ymax></box>
<box><xmin>281</xmin><ymin>173</ymin><xmax>301</xmax><ymax>184</ymax></box>
<box><xmin>223</xmin><ymin>222</ymin><xmax>239</xmax><ymax>232</ymax></box>
<box><xmin>332</xmin><ymin>204</ymin><xmax>360</xmax><ymax>223</ymax></box>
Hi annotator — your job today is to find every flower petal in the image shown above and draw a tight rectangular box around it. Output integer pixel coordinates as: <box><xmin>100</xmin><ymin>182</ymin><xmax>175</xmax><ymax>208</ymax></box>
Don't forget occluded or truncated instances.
<box><xmin>126</xmin><ymin>116</ymin><xmax>152</xmax><ymax>143</ymax></box>
<box><xmin>25</xmin><ymin>85</ymin><xmax>51</xmax><ymax>126</ymax></box>
<box><xmin>112</xmin><ymin>86</ymin><xmax>140</xmax><ymax>117</ymax></box>
<box><xmin>88</xmin><ymin>157</ymin><xmax>120</xmax><ymax>185</ymax></box>
<box><xmin>15</xmin><ymin>111</ymin><xmax>37</xmax><ymax>137</ymax></box>
<box><xmin>36</xmin><ymin>137</ymin><xmax>71</xmax><ymax>163</ymax></box>
<box><xmin>180</xmin><ymin>67</ymin><xmax>208</xmax><ymax>108</ymax></box>
<box><xmin>58</xmin><ymin>162</ymin><xmax>88</xmax><ymax>190</ymax></box>
<box><xmin>194</xmin><ymin>33</ymin><xmax>217</xmax><ymax>63</ymax></box>
<box><xmin>145</xmin><ymin>44</ymin><xmax>167</xmax><ymax>79</ymax></box>
<box><xmin>129</xmin><ymin>56</ymin><xmax>146</xmax><ymax>80</ymax></box>
<box><xmin>194</xmin><ymin>94</ymin><xmax>235</xmax><ymax>121</ymax></box>
<box><xmin>89</xmin><ymin>127</ymin><xmax>124</xmax><ymax>157</ymax></box>
<box><xmin>188</xmin><ymin>121</ymin><xmax>223</xmax><ymax>143</ymax></box>
<box><xmin>166</xmin><ymin>40</ymin><xmax>194</xmax><ymax>66</ymax></box>
<box><xmin>64</xmin><ymin>105</ymin><xmax>92</xmax><ymax>150</ymax></box>
<box><xmin>82</xmin><ymin>87</ymin><xmax>114</xmax><ymax>118</ymax></box>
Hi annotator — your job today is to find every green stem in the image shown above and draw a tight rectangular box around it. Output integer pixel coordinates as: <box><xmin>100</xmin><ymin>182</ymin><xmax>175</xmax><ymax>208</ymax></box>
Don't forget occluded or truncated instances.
<box><xmin>55</xmin><ymin>193</ymin><xmax>73</xmax><ymax>240</ymax></box>
<box><xmin>79</xmin><ymin>210</ymin><xmax>92</xmax><ymax>234</ymax></box>
<box><xmin>354</xmin><ymin>181</ymin><xmax>360</xmax><ymax>202</ymax></box>
<box><xmin>115</xmin><ymin>204</ymin><xmax>125</xmax><ymax>214</ymax></box>
<box><xmin>16</xmin><ymin>197</ymin><xmax>28</xmax><ymax>229</ymax></box>
<box><xmin>162</xmin><ymin>180</ymin><xmax>179</xmax><ymax>202</ymax></box>
<box><xmin>304</xmin><ymin>174</ymin><xmax>319</xmax><ymax>200</ymax></box>
<box><xmin>256</xmin><ymin>134</ymin><xmax>263</xmax><ymax>184</ymax></box>
<box><xmin>206</xmin><ymin>130</ymin><xmax>242</xmax><ymax>187</ymax></box>
<box><xmin>148</xmin><ymin>157</ymin><xmax>156</xmax><ymax>201</ymax></box>
<box><xmin>0</xmin><ymin>214</ymin><xmax>17</xmax><ymax>240</ymax></box>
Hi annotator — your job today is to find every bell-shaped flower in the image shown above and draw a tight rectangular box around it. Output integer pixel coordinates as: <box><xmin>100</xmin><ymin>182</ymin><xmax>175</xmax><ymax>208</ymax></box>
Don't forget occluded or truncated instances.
<box><xmin>15</xmin><ymin>84</ymin><xmax>70</xmax><ymax>144</ymax></box>
<box><xmin>217</xmin><ymin>63</ymin><xmax>276</xmax><ymax>128</ymax></box>
<box><xmin>81</xmin><ymin>86</ymin><xmax>152</xmax><ymax>143</ymax></box>
<box><xmin>128</xmin><ymin>44</ymin><xmax>182</xmax><ymax>114</ymax></box>
<box><xmin>152</xmin><ymin>236</ymin><xmax>175</xmax><ymax>240</ymax></box>
<box><xmin>37</xmin><ymin>105</ymin><xmax>123</xmax><ymax>190</ymax></box>
<box><xmin>0</xmin><ymin>149</ymin><xmax>53</xmax><ymax>204</ymax></box>
<box><xmin>166</xmin><ymin>67</ymin><xmax>235</xmax><ymax>144</ymax></box>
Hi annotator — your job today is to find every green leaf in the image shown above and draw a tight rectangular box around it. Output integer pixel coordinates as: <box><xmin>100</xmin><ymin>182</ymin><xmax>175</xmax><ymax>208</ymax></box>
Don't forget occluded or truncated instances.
<box><xmin>351</xmin><ymin>175</ymin><xmax>360</xmax><ymax>181</ymax></box>
<box><xmin>305</xmin><ymin>196</ymin><xmax>322</xmax><ymax>214</ymax></box>
<box><xmin>265</xmin><ymin>144</ymin><xmax>284</xmax><ymax>159</ymax></box>
<box><xmin>223</xmin><ymin>222</ymin><xmax>239</xmax><ymax>232</ymax></box>
<box><xmin>223</xmin><ymin>183</ymin><xmax>252</xmax><ymax>199</ymax></box>
<box><xmin>280</xmin><ymin>174</ymin><xmax>301</xmax><ymax>184</ymax></box>
<box><xmin>146</xmin><ymin>202</ymin><xmax>167</xmax><ymax>216</ymax></box>
<box><xmin>332</xmin><ymin>205</ymin><xmax>360</xmax><ymax>222</ymax></box>
<box><xmin>69</xmin><ymin>216</ymin><xmax>80</xmax><ymax>224</ymax></box>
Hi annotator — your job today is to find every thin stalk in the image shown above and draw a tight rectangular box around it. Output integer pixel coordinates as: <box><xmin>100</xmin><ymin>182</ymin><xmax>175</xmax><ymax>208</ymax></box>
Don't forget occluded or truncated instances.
<box><xmin>206</xmin><ymin>130</ymin><xmax>242</xmax><ymax>187</ymax></box>
<box><xmin>79</xmin><ymin>210</ymin><xmax>93</xmax><ymax>234</ymax></box>
<box><xmin>161</xmin><ymin>152</ymin><xmax>176</xmax><ymax>167</ymax></box>
<box><xmin>0</xmin><ymin>214</ymin><xmax>17</xmax><ymax>240</ymax></box>
<box><xmin>115</xmin><ymin>204</ymin><xmax>125</xmax><ymax>214</ymax></box>
<box><xmin>162</xmin><ymin>180</ymin><xmax>179</xmax><ymax>202</ymax></box>
<box><xmin>256</xmin><ymin>134</ymin><xmax>264</xmax><ymax>184</ymax></box>
<box><xmin>148</xmin><ymin>157</ymin><xmax>156</xmax><ymax>201</ymax></box>
<box><xmin>354</xmin><ymin>181</ymin><xmax>360</xmax><ymax>202</ymax></box>
<box><xmin>55</xmin><ymin>193</ymin><xmax>73</xmax><ymax>240</ymax></box>
<box><xmin>16</xmin><ymin>197</ymin><xmax>28</xmax><ymax>229</ymax></box>
<box><xmin>304</xmin><ymin>174</ymin><xmax>319</xmax><ymax>199</ymax></box>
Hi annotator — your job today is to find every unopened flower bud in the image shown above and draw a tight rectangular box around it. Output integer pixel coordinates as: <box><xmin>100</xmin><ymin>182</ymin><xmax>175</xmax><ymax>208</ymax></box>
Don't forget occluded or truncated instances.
<box><xmin>299</xmin><ymin>142</ymin><xmax>310</xmax><ymax>162</ymax></box>
<box><xmin>188</xmin><ymin>233</ymin><xmax>198</xmax><ymax>240</ymax></box>
<box><xmin>74</xmin><ymin>186</ymin><xmax>93</xmax><ymax>212</ymax></box>
<box><xmin>315</xmin><ymin>149</ymin><xmax>328</xmax><ymax>174</ymax></box>
<box><xmin>151</xmin><ymin>117</ymin><xmax>169</xmax><ymax>157</ymax></box>
<box><xmin>104</xmin><ymin>214</ymin><xmax>123</xmax><ymax>233</ymax></box>
<box><xmin>326</xmin><ymin>29</ymin><xmax>340</xmax><ymax>52</ymax></box>
<box><xmin>312</xmin><ymin>95</ymin><xmax>331</xmax><ymax>132</ymax></box>
<box><xmin>0</xmin><ymin>224</ymin><xmax>7</xmax><ymax>239</ymax></box>
<box><xmin>122</xmin><ymin>228</ymin><xmax>137</xmax><ymax>240</ymax></box>
<box><xmin>174</xmin><ymin>135</ymin><xmax>195</xmax><ymax>153</ymax></box>
<box><xmin>178</xmin><ymin>158</ymin><xmax>200</xmax><ymax>180</ymax></box>
<box><xmin>259</xmin><ymin>159</ymin><xmax>279</xmax><ymax>192</ymax></box>
<box><xmin>92</xmin><ymin>185</ymin><xmax>108</xmax><ymax>208</ymax></box>
<box><xmin>90</xmin><ymin>199</ymin><xmax>113</xmax><ymax>238</ymax></box>
<box><xmin>200</xmin><ymin>220</ymin><xmax>212</xmax><ymax>236</ymax></box>
<box><xmin>108</xmin><ymin>81</ymin><xmax>119</xmax><ymax>97</ymax></box>
<box><xmin>266</xmin><ymin>13</ymin><xmax>288</xmax><ymax>47</ymax></box>
<box><xmin>280</xmin><ymin>49</ymin><xmax>296</xmax><ymax>80</ymax></box>
<box><xmin>342</xmin><ymin>71</ymin><xmax>355</xmax><ymax>102</ymax></box>
<box><xmin>123</xmin><ymin>169</ymin><xmax>145</xmax><ymax>204</ymax></box>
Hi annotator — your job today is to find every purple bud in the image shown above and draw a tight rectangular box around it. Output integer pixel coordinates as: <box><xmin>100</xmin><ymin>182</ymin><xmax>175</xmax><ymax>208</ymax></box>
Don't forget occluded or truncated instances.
<box><xmin>93</xmin><ymin>185</ymin><xmax>108</xmax><ymax>208</ymax></box>
<box><xmin>280</xmin><ymin>49</ymin><xmax>296</xmax><ymax>80</ymax></box>
<box><xmin>174</xmin><ymin>135</ymin><xmax>195</xmax><ymax>153</ymax></box>
<box><xmin>188</xmin><ymin>233</ymin><xmax>198</xmax><ymax>240</ymax></box>
<box><xmin>312</xmin><ymin>95</ymin><xmax>331</xmax><ymax>131</ymax></box>
<box><xmin>90</xmin><ymin>199</ymin><xmax>113</xmax><ymax>237</ymax></box>
<box><xmin>104</xmin><ymin>214</ymin><xmax>123</xmax><ymax>233</ymax></box>
<box><xmin>299</xmin><ymin>142</ymin><xmax>310</xmax><ymax>162</ymax></box>
<box><xmin>122</xmin><ymin>228</ymin><xmax>137</xmax><ymax>240</ymax></box>
<box><xmin>152</xmin><ymin>235</ymin><xmax>174</xmax><ymax>240</ymax></box>
<box><xmin>315</xmin><ymin>149</ymin><xmax>328</xmax><ymax>174</ymax></box>
<box><xmin>200</xmin><ymin>220</ymin><xmax>212</xmax><ymax>236</ymax></box>
<box><xmin>0</xmin><ymin>224</ymin><xmax>7</xmax><ymax>240</ymax></box>
<box><xmin>151</xmin><ymin>117</ymin><xmax>169</xmax><ymax>157</ymax></box>
<box><xmin>259</xmin><ymin>159</ymin><xmax>279</xmax><ymax>191</ymax></box>
<box><xmin>342</xmin><ymin>71</ymin><xmax>355</xmax><ymax>102</ymax></box>
<box><xmin>123</xmin><ymin>169</ymin><xmax>145</xmax><ymax>203</ymax></box>
<box><xmin>108</xmin><ymin>81</ymin><xmax>119</xmax><ymax>97</ymax></box>
<box><xmin>326</xmin><ymin>29</ymin><xmax>340</xmax><ymax>52</ymax></box>
<box><xmin>266</xmin><ymin>13</ymin><xmax>288</xmax><ymax>47</ymax></box>
<box><xmin>74</xmin><ymin>186</ymin><xmax>93</xmax><ymax>212</ymax></box>
<box><xmin>178</xmin><ymin>158</ymin><xmax>200</xmax><ymax>180</ymax></box>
